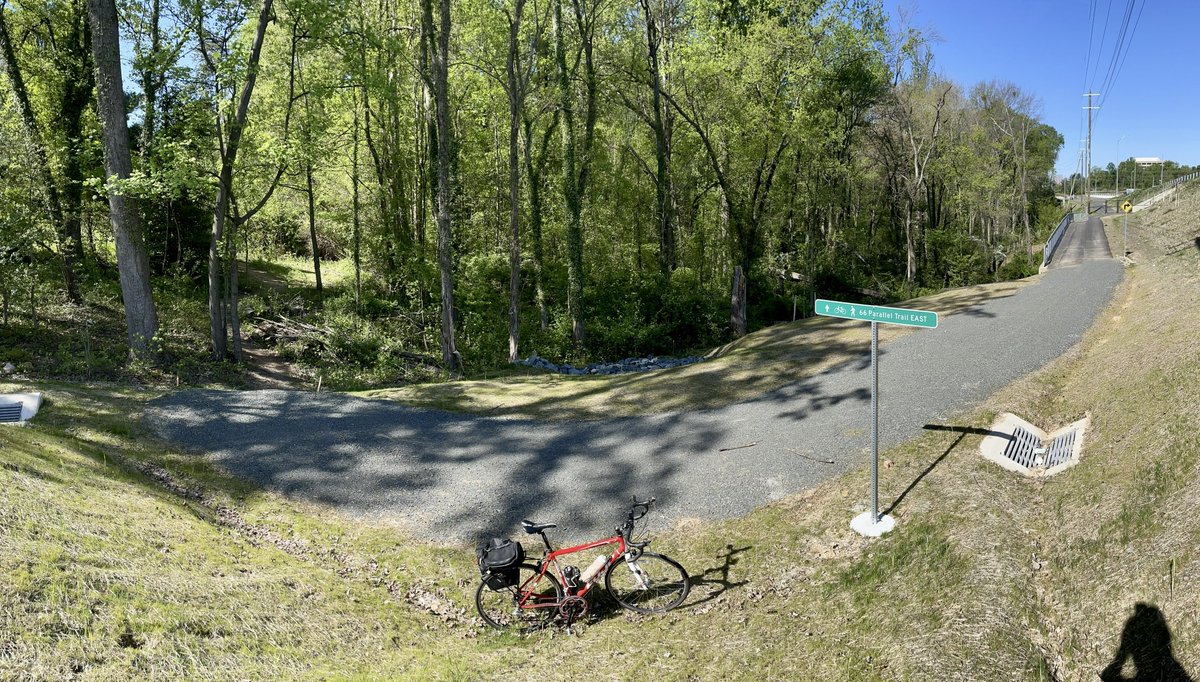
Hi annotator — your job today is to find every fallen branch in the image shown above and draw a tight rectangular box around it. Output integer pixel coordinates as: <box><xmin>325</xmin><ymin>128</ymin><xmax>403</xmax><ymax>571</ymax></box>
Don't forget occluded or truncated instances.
<box><xmin>719</xmin><ymin>442</ymin><xmax>757</xmax><ymax>452</ymax></box>
<box><xmin>789</xmin><ymin>448</ymin><xmax>835</xmax><ymax>464</ymax></box>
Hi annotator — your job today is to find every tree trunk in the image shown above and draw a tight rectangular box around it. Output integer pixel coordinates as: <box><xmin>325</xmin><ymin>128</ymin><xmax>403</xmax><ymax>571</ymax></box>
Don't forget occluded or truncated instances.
<box><xmin>138</xmin><ymin>0</ymin><xmax>162</xmax><ymax>261</ymax></box>
<box><xmin>306</xmin><ymin>162</ymin><xmax>324</xmax><ymax>305</ymax></box>
<box><xmin>730</xmin><ymin>265</ymin><xmax>746</xmax><ymax>337</ymax></box>
<box><xmin>419</xmin><ymin>0</ymin><xmax>438</xmax><ymax>309</ymax></box>
<box><xmin>553</xmin><ymin>0</ymin><xmax>584</xmax><ymax>344</ymax></box>
<box><xmin>204</xmin><ymin>0</ymin><xmax>274</xmax><ymax>360</ymax></box>
<box><xmin>226</xmin><ymin>217</ymin><xmax>243</xmax><ymax>361</ymax></box>
<box><xmin>523</xmin><ymin>115</ymin><xmax>550</xmax><ymax>331</ymax></box>
<box><xmin>904</xmin><ymin>200</ymin><xmax>916</xmax><ymax>291</ymax></box>
<box><xmin>87</xmin><ymin>0</ymin><xmax>160</xmax><ymax>356</ymax></box>
<box><xmin>506</xmin><ymin>0</ymin><xmax>526</xmax><ymax>363</ymax></box>
<box><xmin>0</xmin><ymin>9</ymin><xmax>80</xmax><ymax>302</ymax></box>
<box><xmin>352</xmin><ymin>89</ymin><xmax>363</xmax><ymax>312</ymax></box>
<box><xmin>359</xmin><ymin>68</ymin><xmax>397</xmax><ymax>275</ymax></box>
<box><xmin>642</xmin><ymin>0</ymin><xmax>674</xmax><ymax>275</ymax></box>
<box><xmin>428</xmin><ymin>0</ymin><xmax>459</xmax><ymax>370</ymax></box>
<box><xmin>61</xmin><ymin>1</ymin><xmax>92</xmax><ymax>269</ymax></box>
<box><xmin>139</xmin><ymin>0</ymin><xmax>161</xmax><ymax>169</ymax></box>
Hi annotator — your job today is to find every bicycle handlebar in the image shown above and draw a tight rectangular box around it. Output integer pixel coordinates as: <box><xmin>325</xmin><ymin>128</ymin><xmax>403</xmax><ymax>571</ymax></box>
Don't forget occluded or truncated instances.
<box><xmin>629</xmin><ymin>496</ymin><xmax>655</xmax><ymax>521</ymax></box>
<box><xmin>617</xmin><ymin>496</ymin><xmax>656</xmax><ymax>549</ymax></box>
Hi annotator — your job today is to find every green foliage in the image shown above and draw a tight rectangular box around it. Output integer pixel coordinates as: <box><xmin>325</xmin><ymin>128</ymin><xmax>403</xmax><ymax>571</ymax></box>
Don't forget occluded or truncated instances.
<box><xmin>0</xmin><ymin>0</ymin><xmax>1090</xmax><ymax>378</ymax></box>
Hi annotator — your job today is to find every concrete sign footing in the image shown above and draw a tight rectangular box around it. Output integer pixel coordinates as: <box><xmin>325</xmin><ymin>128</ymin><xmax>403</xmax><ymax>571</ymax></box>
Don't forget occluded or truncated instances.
<box><xmin>851</xmin><ymin>512</ymin><xmax>896</xmax><ymax>538</ymax></box>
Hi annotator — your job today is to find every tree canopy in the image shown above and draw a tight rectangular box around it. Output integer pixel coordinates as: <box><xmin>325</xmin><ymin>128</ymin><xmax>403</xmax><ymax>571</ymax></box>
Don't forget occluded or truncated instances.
<box><xmin>3</xmin><ymin>0</ymin><xmax>1144</xmax><ymax>384</ymax></box>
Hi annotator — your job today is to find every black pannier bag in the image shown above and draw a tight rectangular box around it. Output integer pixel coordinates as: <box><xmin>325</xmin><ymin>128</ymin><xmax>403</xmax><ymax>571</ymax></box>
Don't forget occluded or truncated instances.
<box><xmin>476</xmin><ymin>537</ymin><xmax>525</xmax><ymax>590</ymax></box>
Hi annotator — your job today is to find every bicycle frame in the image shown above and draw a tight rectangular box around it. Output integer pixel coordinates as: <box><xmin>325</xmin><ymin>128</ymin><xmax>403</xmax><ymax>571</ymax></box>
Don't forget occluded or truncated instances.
<box><xmin>515</xmin><ymin>533</ymin><xmax>628</xmax><ymax>610</ymax></box>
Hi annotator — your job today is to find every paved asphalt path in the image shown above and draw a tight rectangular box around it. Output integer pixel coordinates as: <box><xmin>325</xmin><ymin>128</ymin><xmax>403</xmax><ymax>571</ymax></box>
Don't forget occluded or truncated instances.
<box><xmin>1050</xmin><ymin>215</ymin><xmax>1114</xmax><ymax>267</ymax></box>
<box><xmin>147</xmin><ymin>251</ymin><xmax>1121</xmax><ymax>543</ymax></box>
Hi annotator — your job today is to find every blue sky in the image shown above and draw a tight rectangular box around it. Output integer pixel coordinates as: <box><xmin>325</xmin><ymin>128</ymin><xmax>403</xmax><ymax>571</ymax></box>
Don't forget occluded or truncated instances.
<box><xmin>882</xmin><ymin>0</ymin><xmax>1198</xmax><ymax>178</ymax></box>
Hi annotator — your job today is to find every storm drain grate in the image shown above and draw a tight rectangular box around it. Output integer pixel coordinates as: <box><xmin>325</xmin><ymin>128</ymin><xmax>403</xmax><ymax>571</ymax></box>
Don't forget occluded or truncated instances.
<box><xmin>1002</xmin><ymin>425</ymin><xmax>1044</xmax><ymax>469</ymax></box>
<box><xmin>980</xmin><ymin>413</ymin><xmax>1090</xmax><ymax>477</ymax></box>
<box><xmin>1046</xmin><ymin>429</ymin><xmax>1078</xmax><ymax>468</ymax></box>
<box><xmin>0</xmin><ymin>402</ymin><xmax>22</xmax><ymax>423</ymax></box>
<box><xmin>0</xmin><ymin>393</ymin><xmax>42</xmax><ymax>424</ymax></box>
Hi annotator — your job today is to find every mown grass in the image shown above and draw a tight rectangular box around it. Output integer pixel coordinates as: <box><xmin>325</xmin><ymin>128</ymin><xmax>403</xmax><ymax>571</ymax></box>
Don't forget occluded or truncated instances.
<box><xmin>3</xmin><ymin>185</ymin><xmax>1200</xmax><ymax>680</ymax></box>
<box><xmin>1</xmin><ymin>378</ymin><xmax>1050</xmax><ymax>681</ymax></box>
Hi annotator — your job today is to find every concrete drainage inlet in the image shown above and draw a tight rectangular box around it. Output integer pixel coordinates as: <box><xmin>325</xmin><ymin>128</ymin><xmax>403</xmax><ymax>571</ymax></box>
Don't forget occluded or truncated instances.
<box><xmin>0</xmin><ymin>393</ymin><xmax>43</xmax><ymax>425</ymax></box>
<box><xmin>980</xmin><ymin>413</ymin><xmax>1090</xmax><ymax>477</ymax></box>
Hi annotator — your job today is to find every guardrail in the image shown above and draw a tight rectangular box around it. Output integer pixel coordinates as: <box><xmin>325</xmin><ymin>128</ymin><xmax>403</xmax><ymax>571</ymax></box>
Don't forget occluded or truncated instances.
<box><xmin>1142</xmin><ymin>171</ymin><xmax>1200</xmax><ymax>207</ymax></box>
<box><xmin>1166</xmin><ymin>171</ymin><xmax>1199</xmax><ymax>190</ymax></box>
<box><xmin>1107</xmin><ymin>171</ymin><xmax>1200</xmax><ymax>211</ymax></box>
<box><xmin>1042</xmin><ymin>212</ymin><xmax>1074</xmax><ymax>267</ymax></box>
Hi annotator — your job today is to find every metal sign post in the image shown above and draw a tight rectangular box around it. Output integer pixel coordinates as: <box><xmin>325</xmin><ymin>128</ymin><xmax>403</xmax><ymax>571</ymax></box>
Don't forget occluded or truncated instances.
<box><xmin>815</xmin><ymin>299</ymin><xmax>939</xmax><ymax>537</ymax></box>
<box><xmin>1121</xmin><ymin>200</ymin><xmax>1133</xmax><ymax>256</ymax></box>
<box><xmin>869</xmin><ymin>321</ymin><xmax>879</xmax><ymax>527</ymax></box>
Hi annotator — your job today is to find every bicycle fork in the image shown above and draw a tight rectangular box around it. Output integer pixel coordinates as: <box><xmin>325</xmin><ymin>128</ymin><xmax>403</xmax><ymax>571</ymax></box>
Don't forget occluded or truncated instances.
<box><xmin>624</xmin><ymin>556</ymin><xmax>652</xmax><ymax>590</ymax></box>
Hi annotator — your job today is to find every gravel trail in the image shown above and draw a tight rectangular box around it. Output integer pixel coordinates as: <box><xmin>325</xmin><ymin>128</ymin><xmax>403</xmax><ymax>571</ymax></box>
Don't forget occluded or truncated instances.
<box><xmin>146</xmin><ymin>259</ymin><xmax>1122</xmax><ymax>542</ymax></box>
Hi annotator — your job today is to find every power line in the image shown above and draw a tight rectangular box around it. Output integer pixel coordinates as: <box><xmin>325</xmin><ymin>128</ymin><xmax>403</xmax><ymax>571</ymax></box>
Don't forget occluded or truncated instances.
<box><xmin>1095</xmin><ymin>0</ymin><xmax>1146</xmax><ymax>121</ymax></box>
<box><xmin>1087</xmin><ymin>0</ymin><xmax>1116</xmax><ymax>89</ymax></box>
<box><xmin>1095</xmin><ymin>0</ymin><xmax>1135</xmax><ymax>95</ymax></box>
<box><xmin>1083</xmin><ymin>0</ymin><xmax>1098</xmax><ymax>90</ymax></box>
<box><xmin>1091</xmin><ymin>0</ymin><xmax>1133</xmax><ymax>92</ymax></box>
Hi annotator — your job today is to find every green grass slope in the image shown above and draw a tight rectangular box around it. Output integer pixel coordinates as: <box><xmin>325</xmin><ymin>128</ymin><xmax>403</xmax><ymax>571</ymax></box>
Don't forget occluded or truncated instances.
<box><xmin>2</xmin><ymin>183</ymin><xmax>1199</xmax><ymax>680</ymax></box>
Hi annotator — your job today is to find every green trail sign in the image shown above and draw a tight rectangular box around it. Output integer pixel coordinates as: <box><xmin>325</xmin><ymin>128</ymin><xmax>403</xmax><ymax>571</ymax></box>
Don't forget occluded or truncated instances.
<box><xmin>811</xmin><ymin>298</ymin><xmax>940</xmax><ymax>538</ymax></box>
<box><xmin>814</xmin><ymin>299</ymin><xmax>938</xmax><ymax>328</ymax></box>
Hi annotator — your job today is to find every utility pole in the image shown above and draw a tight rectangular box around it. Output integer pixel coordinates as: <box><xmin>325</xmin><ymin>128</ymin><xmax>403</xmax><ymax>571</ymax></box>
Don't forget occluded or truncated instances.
<box><xmin>1084</xmin><ymin>93</ymin><xmax>1099</xmax><ymax>210</ymax></box>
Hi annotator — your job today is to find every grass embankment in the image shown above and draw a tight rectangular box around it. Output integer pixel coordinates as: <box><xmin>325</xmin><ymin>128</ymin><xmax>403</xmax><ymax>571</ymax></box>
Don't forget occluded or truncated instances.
<box><xmin>3</xmin><ymin>186</ymin><xmax>1200</xmax><ymax>680</ymax></box>
<box><xmin>360</xmin><ymin>278</ymin><xmax>1031</xmax><ymax>419</ymax></box>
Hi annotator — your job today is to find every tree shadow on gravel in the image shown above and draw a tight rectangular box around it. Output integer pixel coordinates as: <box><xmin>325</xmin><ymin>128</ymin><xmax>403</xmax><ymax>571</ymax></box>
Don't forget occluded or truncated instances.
<box><xmin>144</xmin><ymin>390</ymin><xmax>728</xmax><ymax>544</ymax></box>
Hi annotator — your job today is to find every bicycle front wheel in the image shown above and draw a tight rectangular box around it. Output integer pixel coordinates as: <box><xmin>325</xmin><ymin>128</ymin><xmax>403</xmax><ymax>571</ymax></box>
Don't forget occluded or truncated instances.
<box><xmin>475</xmin><ymin>563</ymin><xmax>563</xmax><ymax>630</ymax></box>
<box><xmin>604</xmin><ymin>552</ymin><xmax>690</xmax><ymax>613</ymax></box>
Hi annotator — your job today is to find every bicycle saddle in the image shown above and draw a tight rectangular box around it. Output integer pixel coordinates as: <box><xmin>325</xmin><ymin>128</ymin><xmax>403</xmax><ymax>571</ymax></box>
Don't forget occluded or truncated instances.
<box><xmin>520</xmin><ymin>520</ymin><xmax>557</xmax><ymax>534</ymax></box>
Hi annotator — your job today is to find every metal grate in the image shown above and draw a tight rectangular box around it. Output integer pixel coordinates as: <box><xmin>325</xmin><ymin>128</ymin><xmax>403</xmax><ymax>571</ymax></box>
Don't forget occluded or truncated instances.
<box><xmin>0</xmin><ymin>402</ymin><xmax>22</xmax><ymax>423</ymax></box>
<box><xmin>1002</xmin><ymin>425</ymin><xmax>1043</xmax><ymax>469</ymax></box>
<box><xmin>981</xmin><ymin>413</ymin><xmax>1089</xmax><ymax>477</ymax></box>
<box><xmin>1046</xmin><ymin>429</ymin><xmax>1077</xmax><ymax>468</ymax></box>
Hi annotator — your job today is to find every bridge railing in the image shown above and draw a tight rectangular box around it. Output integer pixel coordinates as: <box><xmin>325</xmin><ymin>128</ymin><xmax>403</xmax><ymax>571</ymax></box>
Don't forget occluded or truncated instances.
<box><xmin>1043</xmin><ymin>212</ymin><xmax>1074</xmax><ymax>267</ymax></box>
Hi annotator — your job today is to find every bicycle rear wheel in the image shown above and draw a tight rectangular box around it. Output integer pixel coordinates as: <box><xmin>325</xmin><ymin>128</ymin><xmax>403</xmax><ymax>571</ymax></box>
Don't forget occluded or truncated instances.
<box><xmin>475</xmin><ymin>563</ymin><xmax>563</xmax><ymax>630</ymax></box>
<box><xmin>604</xmin><ymin>552</ymin><xmax>690</xmax><ymax>613</ymax></box>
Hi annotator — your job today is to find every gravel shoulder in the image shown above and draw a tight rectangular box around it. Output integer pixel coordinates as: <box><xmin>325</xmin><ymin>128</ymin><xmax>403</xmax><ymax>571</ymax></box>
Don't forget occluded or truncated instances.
<box><xmin>146</xmin><ymin>260</ymin><xmax>1123</xmax><ymax>543</ymax></box>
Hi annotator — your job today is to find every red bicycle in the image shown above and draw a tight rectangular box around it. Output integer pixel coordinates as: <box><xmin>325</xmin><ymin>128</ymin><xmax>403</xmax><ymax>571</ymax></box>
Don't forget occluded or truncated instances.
<box><xmin>475</xmin><ymin>498</ymin><xmax>690</xmax><ymax>630</ymax></box>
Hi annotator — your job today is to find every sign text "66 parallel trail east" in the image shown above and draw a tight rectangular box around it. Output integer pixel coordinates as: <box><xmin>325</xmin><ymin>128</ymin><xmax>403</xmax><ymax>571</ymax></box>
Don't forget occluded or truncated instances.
<box><xmin>814</xmin><ymin>299</ymin><xmax>939</xmax><ymax>328</ymax></box>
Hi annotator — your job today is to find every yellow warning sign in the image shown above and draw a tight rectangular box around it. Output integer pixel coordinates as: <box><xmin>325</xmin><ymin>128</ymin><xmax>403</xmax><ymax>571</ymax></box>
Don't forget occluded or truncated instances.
<box><xmin>1121</xmin><ymin>200</ymin><xmax>1133</xmax><ymax>213</ymax></box>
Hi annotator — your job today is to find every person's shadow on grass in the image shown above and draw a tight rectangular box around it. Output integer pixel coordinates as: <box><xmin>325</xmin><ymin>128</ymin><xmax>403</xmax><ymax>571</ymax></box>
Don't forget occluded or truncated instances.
<box><xmin>1100</xmin><ymin>603</ymin><xmax>1193</xmax><ymax>682</ymax></box>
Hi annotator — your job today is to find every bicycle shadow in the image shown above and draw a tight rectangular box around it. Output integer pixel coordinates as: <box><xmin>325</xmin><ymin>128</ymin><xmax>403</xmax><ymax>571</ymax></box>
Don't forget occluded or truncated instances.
<box><xmin>683</xmin><ymin>544</ymin><xmax>752</xmax><ymax>609</ymax></box>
